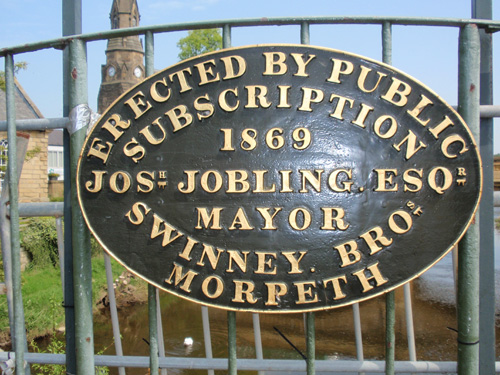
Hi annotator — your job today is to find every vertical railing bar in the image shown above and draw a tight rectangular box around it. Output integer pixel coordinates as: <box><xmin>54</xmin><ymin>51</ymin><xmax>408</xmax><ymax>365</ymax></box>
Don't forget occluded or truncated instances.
<box><xmin>403</xmin><ymin>283</ymin><xmax>417</xmax><ymax>362</ymax></box>
<box><xmin>457</xmin><ymin>23</ymin><xmax>480</xmax><ymax>375</ymax></box>
<box><xmin>155</xmin><ymin>290</ymin><xmax>167</xmax><ymax>375</ymax></box>
<box><xmin>252</xmin><ymin>313</ymin><xmax>265</xmax><ymax>375</ymax></box>
<box><xmin>0</xmin><ymin>133</ymin><xmax>29</xmax><ymax>362</ymax></box>
<box><xmin>305</xmin><ymin>312</ymin><xmax>315</xmax><ymax>375</ymax></box>
<box><xmin>55</xmin><ymin>217</ymin><xmax>65</xmax><ymax>298</ymax></box>
<box><xmin>6</xmin><ymin>54</ymin><xmax>30</xmax><ymax>375</ymax></box>
<box><xmin>223</xmin><ymin>24</ymin><xmax>231</xmax><ymax>49</ymax></box>
<box><xmin>382</xmin><ymin>20</ymin><xmax>395</xmax><ymax>375</ymax></box>
<box><xmin>473</xmin><ymin>0</ymin><xmax>496</xmax><ymax>372</ymax></box>
<box><xmin>68</xmin><ymin>38</ymin><xmax>95</xmax><ymax>375</ymax></box>
<box><xmin>227</xmin><ymin>311</ymin><xmax>237</xmax><ymax>375</ymax></box>
<box><xmin>301</xmin><ymin>21</ymin><xmax>310</xmax><ymax>45</ymax></box>
<box><xmin>148</xmin><ymin>285</ymin><xmax>159</xmax><ymax>375</ymax></box>
<box><xmin>352</xmin><ymin>303</ymin><xmax>365</xmax><ymax>375</ymax></box>
<box><xmin>145</xmin><ymin>30</ymin><xmax>159</xmax><ymax>375</ymax></box>
<box><xmin>201</xmin><ymin>306</ymin><xmax>215</xmax><ymax>375</ymax></box>
<box><xmin>104</xmin><ymin>254</ymin><xmax>126</xmax><ymax>375</ymax></box>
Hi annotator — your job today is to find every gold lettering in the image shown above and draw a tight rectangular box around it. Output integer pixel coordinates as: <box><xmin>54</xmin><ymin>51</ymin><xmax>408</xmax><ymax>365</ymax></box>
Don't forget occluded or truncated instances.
<box><xmin>388</xmin><ymin>210</ymin><xmax>413</xmax><ymax>234</ymax></box>
<box><xmin>255</xmin><ymin>251</ymin><xmax>277</xmax><ymax>275</ymax></box>
<box><xmin>300</xmin><ymin>169</ymin><xmax>323</xmax><ymax>192</ymax></box>
<box><xmin>328</xmin><ymin>169</ymin><xmax>353</xmax><ymax>192</ymax></box>
<box><xmin>298</xmin><ymin>87</ymin><xmax>324</xmax><ymax>112</ymax></box>
<box><xmin>196</xmin><ymin>244</ymin><xmax>224</xmax><ymax>269</ymax></box>
<box><xmin>202</xmin><ymin>275</ymin><xmax>224</xmax><ymax>299</ymax></box>
<box><xmin>137</xmin><ymin>171</ymin><xmax>155</xmax><ymax>193</ymax></box>
<box><xmin>428</xmin><ymin>116</ymin><xmax>454</xmax><ymax>139</ymax></box>
<box><xmin>381</xmin><ymin>77</ymin><xmax>412</xmax><ymax>107</ymax></box>
<box><xmin>124</xmin><ymin>91</ymin><xmax>152</xmax><ymax>119</ymax></box>
<box><xmin>441</xmin><ymin>134</ymin><xmax>469</xmax><ymax>158</ymax></box>
<box><xmin>109</xmin><ymin>171</ymin><xmax>131</xmax><ymax>193</ymax></box>
<box><xmin>165</xmin><ymin>263</ymin><xmax>198</xmax><ymax>292</ymax></box>
<box><xmin>178</xmin><ymin>170</ymin><xmax>199</xmax><ymax>194</ymax></box>
<box><xmin>220</xmin><ymin>55</ymin><xmax>247</xmax><ymax>80</ymax></box>
<box><xmin>194</xmin><ymin>59</ymin><xmax>220</xmax><ymax>85</ymax></box>
<box><xmin>256</xmin><ymin>207</ymin><xmax>282</xmax><ymax>230</ymax></box>
<box><xmin>194</xmin><ymin>94</ymin><xmax>215</xmax><ymax>120</ymax></box>
<box><xmin>232</xmin><ymin>280</ymin><xmax>257</xmax><ymax>303</ymax></box>
<box><xmin>139</xmin><ymin>118</ymin><xmax>167</xmax><ymax>145</ymax></box>
<box><xmin>294</xmin><ymin>281</ymin><xmax>318</xmax><ymax>304</ymax></box>
<box><xmin>150</xmin><ymin>77</ymin><xmax>171</xmax><ymax>102</ymax></box>
<box><xmin>101</xmin><ymin>114</ymin><xmax>131</xmax><ymax>141</ymax></box>
<box><xmin>407</xmin><ymin>94</ymin><xmax>433</xmax><ymax>126</ymax></box>
<box><xmin>85</xmin><ymin>171</ymin><xmax>107</xmax><ymax>193</ymax></box>
<box><xmin>87</xmin><ymin>137</ymin><xmax>113</xmax><ymax>164</ymax></box>
<box><xmin>178</xmin><ymin>237</ymin><xmax>199</xmax><ymax>261</ymax></box>
<box><xmin>218</xmin><ymin>88</ymin><xmax>239</xmax><ymax>112</ymax></box>
<box><xmin>263</xmin><ymin>52</ymin><xmax>287</xmax><ymax>75</ymax></box>
<box><xmin>200</xmin><ymin>170</ymin><xmax>223</xmax><ymax>193</ymax></box>
<box><xmin>428</xmin><ymin>166</ymin><xmax>453</xmax><ymax>195</ymax></box>
<box><xmin>151</xmin><ymin>214</ymin><xmax>184</xmax><ymax>246</ymax></box>
<box><xmin>125</xmin><ymin>202</ymin><xmax>151</xmax><ymax>225</ymax></box>
<box><xmin>265</xmin><ymin>282</ymin><xmax>287</xmax><ymax>306</ymax></box>
<box><xmin>352</xmin><ymin>262</ymin><xmax>388</xmax><ymax>293</ymax></box>
<box><xmin>227</xmin><ymin>250</ymin><xmax>249</xmax><ymax>273</ymax></box>
<box><xmin>334</xmin><ymin>240</ymin><xmax>362</xmax><ymax>267</ymax></box>
<box><xmin>323</xmin><ymin>276</ymin><xmax>347</xmax><ymax>300</ymax></box>
<box><xmin>123</xmin><ymin>138</ymin><xmax>145</xmax><ymax>163</ymax></box>
<box><xmin>392</xmin><ymin>130</ymin><xmax>427</xmax><ymax>160</ymax></box>
<box><xmin>289</xmin><ymin>207</ymin><xmax>312</xmax><ymax>231</ymax></box>
<box><xmin>327</xmin><ymin>58</ymin><xmax>354</xmax><ymax>83</ymax></box>
<box><xmin>374</xmin><ymin>169</ymin><xmax>398</xmax><ymax>192</ymax></box>
<box><xmin>165</xmin><ymin>105</ymin><xmax>193</xmax><ymax>132</ymax></box>
<box><xmin>245</xmin><ymin>85</ymin><xmax>272</xmax><ymax>108</ymax></box>
<box><xmin>321</xmin><ymin>207</ymin><xmax>349</xmax><ymax>230</ymax></box>
<box><xmin>403</xmin><ymin>169</ymin><xmax>423</xmax><ymax>192</ymax></box>
<box><xmin>357</xmin><ymin>65</ymin><xmax>387</xmax><ymax>93</ymax></box>
<box><xmin>277</xmin><ymin>85</ymin><xmax>292</xmax><ymax>108</ymax></box>
<box><xmin>253</xmin><ymin>170</ymin><xmax>276</xmax><ymax>193</ymax></box>
<box><xmin>229</xmin><ymin>208</ymin><xmax>254</xmax><ymax>230</ymax></box>
<box><xmin>281</xmin><ymin>251</ymin><xmax>306</xmax><ymax>274</ymax></box>
<box><xmin>374</xmin><ymin>115</ymin><xmax>398</xmax><ymax>139</ymax></box>
<box><xmin>290</xmin><ymin>53</ymin><xmax>316</xmax><ymax>77</ymax></box>
<box><xmin>226</xmin><ymin>170</ymin><xmax>250</xmax><ymax>193</ymax></box>
<box><xmin>351</xmin><ymin>103</ymin><xmax>374</xmax><ymax>129</ymax></box>
<box><xmin>195</xmin><ymin>207</ymin><xmax>223</xmax><ymax>230</ymax></box>
<box><xmin>169</xmin><ymin>68</ymin><xmax>193</xmax><ymax>93</ymax></box>
<box><xmin>359</xmin><ymin>226</ymin><xmax>393</xmax><ymax>255</ymax></box>
<box><xmin>329</xmin><ymin>94</ymin><xmax>354</xmax><ymax>120</ymax></box>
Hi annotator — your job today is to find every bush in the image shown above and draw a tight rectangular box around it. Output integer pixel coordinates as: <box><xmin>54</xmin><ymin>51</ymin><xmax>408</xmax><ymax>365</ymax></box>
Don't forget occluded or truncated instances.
<box><xmin>20</xmin><ymin>217</ymin><xmax>104</xmax><ymax>269</ymax></box>
<box><xmin>21</xmin><ymin>217</ymin><xmax>59</xmax><ymax>268</ymax></box>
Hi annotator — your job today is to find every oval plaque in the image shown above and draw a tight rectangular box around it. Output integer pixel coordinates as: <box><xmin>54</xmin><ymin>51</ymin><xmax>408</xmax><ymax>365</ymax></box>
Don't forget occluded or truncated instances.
<box><xmin>78</xmin><ymin>45</ymin><xmax>481</xmax><ymax>312</ymax></box>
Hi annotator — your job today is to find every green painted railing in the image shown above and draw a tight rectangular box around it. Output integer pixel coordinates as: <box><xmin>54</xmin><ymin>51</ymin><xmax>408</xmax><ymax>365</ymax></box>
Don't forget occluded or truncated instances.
<box><xmin>0</xmin><ymin>2</ymin><xmax>497</xmax><ymax>375</ymax></box>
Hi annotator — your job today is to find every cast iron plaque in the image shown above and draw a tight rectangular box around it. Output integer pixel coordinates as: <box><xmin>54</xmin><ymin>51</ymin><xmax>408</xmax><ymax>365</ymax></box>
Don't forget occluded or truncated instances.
<box><xmin>77</xmin><ymin>45</ymin><xmax>481</xmax><ymax>312</ymax></box>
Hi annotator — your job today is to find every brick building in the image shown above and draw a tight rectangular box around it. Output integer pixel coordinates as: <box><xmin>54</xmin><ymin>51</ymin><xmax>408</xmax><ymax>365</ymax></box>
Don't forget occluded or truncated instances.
<box><xmin>0</xmin><ymin>79</ymin><xmax>49</xmax><ymax>202</ymax></box>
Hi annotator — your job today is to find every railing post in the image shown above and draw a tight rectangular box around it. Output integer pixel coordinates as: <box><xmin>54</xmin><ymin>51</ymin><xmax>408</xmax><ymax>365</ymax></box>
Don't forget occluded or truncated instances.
<box><xmin>472</xmin><ymin>1</ymin><xmax>496</xmax><ymax>373</ymax></box>
<box><xmin>305</xmin><ymin>312</ymin><xmax>315</xmax><ymax>375</ymax></box>
<box><xmin>223</xmin><ymin>25</ymin><xmax>231</xmax><ymax>49</ymax></box>
<box><xmin>5</xmin><ymin>54</ymin><xmax>30</xmax><ymax>375</ymax></box>
<box><xmin>68</xmin><ymin>37</ymin><xmax>95</xmax><ymax>375</ymax></box>
<box><xmin>227</xmin><ymin>311</ymin><xmax>237</xmax><ymax>375</ymax></box>
<box><xmin>457</xmin><ymin>23</ymin><xmax>481</xmax><ymax>375</ymax></box>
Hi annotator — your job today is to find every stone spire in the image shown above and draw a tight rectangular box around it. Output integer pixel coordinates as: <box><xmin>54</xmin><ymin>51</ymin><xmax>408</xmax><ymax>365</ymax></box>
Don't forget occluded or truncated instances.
<box><xmin>97</xmin><ymin>0</ymin><xmax>145</xmax><ymax>113</ymax></box>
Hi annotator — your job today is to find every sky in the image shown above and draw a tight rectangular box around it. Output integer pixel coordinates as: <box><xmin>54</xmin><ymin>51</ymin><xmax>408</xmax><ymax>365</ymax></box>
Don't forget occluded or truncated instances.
<box><xmin>0</xmin><ymin>0</ymin><xmax>499</xmax><ymax>150</ymax></box>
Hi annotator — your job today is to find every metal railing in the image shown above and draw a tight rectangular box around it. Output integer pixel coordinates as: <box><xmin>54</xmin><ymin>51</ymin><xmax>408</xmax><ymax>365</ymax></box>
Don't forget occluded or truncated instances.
<box><xmin>0</xmin><ymin>2</ymin><xmax>497</xmax><ymax>374</ymax></box>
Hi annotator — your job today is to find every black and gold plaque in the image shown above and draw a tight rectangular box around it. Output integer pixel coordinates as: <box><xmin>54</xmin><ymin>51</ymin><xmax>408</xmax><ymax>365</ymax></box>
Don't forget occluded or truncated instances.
<box><xmin>77</xmin><ymin>45</ymin><xmax>481</xmax><ymax>312</ymax></box>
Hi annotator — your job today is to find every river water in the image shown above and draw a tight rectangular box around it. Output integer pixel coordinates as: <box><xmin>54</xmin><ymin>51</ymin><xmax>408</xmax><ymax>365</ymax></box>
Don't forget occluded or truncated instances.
<box><xmin>92</xmin><ymin>210</ymin><xmax>500</xmax><ymax>375</ymax></box>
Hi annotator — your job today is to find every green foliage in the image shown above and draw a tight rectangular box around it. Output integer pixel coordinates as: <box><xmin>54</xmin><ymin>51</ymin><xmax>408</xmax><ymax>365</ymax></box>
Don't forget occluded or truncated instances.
<box><xmin>177</xmin><ymin>29</ymin><xmax>222</xmax><ymax>60</ymax></box>
<box><xmin>21</xmin><ymin>217</ymin><xmax>60</xmax><ymax>268</ymax></box>
<box><xmin>31</xmin><ymin>334</ymin><xmax>110</xmax><ymax>375</ymax></box>
<box><xmin>20</xmin><ymin>217</ymin><xmax>104</xmax><ymax>269</ymax></box>
<box><xmin>0</xmin><ymin>61</ymin><xmax>28</xmax><ymax>91</ymax></box>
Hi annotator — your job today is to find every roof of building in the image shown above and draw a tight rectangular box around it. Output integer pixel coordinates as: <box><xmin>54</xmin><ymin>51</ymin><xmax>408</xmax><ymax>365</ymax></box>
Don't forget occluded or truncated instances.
<box><xmin>48</xmin><ymin>129</ymin><xmax>63</xmax><ymax>146</ymax></box>
<box><xmin>0</xmin><ymin>78</ymin><xmax>43</xmax><ymax>121</ymax></box>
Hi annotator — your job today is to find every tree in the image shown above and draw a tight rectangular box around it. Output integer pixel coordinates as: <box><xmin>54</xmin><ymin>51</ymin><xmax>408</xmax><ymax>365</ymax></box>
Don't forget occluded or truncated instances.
<box><xmin>177</xmin><ymin>29</ymin><xmax>222</xmax><ymax>61</ymax></box>
<box><xmin>0</xmin><ymin>61</ymin><xmax>27</xmax><ymax>91</ymax></box>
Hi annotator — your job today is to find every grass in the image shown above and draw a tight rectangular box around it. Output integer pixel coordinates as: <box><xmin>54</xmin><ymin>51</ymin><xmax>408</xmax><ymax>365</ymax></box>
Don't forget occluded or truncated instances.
<box><xmin>0</xmin><ymin>252</ymin><xmax>126</xmax><ymax>345</ymax></box>
<box><xmin>495</xmin><ymin>217</ymin><xmax>500</xmax><ymax>230</ymax></box>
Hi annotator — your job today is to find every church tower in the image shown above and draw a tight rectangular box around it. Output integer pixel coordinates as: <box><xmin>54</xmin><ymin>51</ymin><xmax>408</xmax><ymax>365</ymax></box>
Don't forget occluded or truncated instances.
<box><xmin>97</xmin><ymin>0</ymin><xmax>145</xmax><ymax>113</ymax></box>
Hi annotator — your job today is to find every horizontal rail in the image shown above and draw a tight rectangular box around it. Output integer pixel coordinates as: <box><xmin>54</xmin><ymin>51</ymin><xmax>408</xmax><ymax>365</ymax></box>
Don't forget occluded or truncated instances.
<box><xmin>2</xmin><ymin>352</ymin><xmax>494</xmax><ymax>373</ymax></box>
<box><xmin>0</xmin><ymin>118</ymin><xmax>69</xmax><ymax>132</ymax></box>
<box><xmin>18</xmin><ymin>202</ymin><xmax>64</xmax><ymax>217</ymax></box>
<box><xmin>2</xmin><ymin>16</ymin><xmax>500</xmax><ymax>56</ymax></box>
